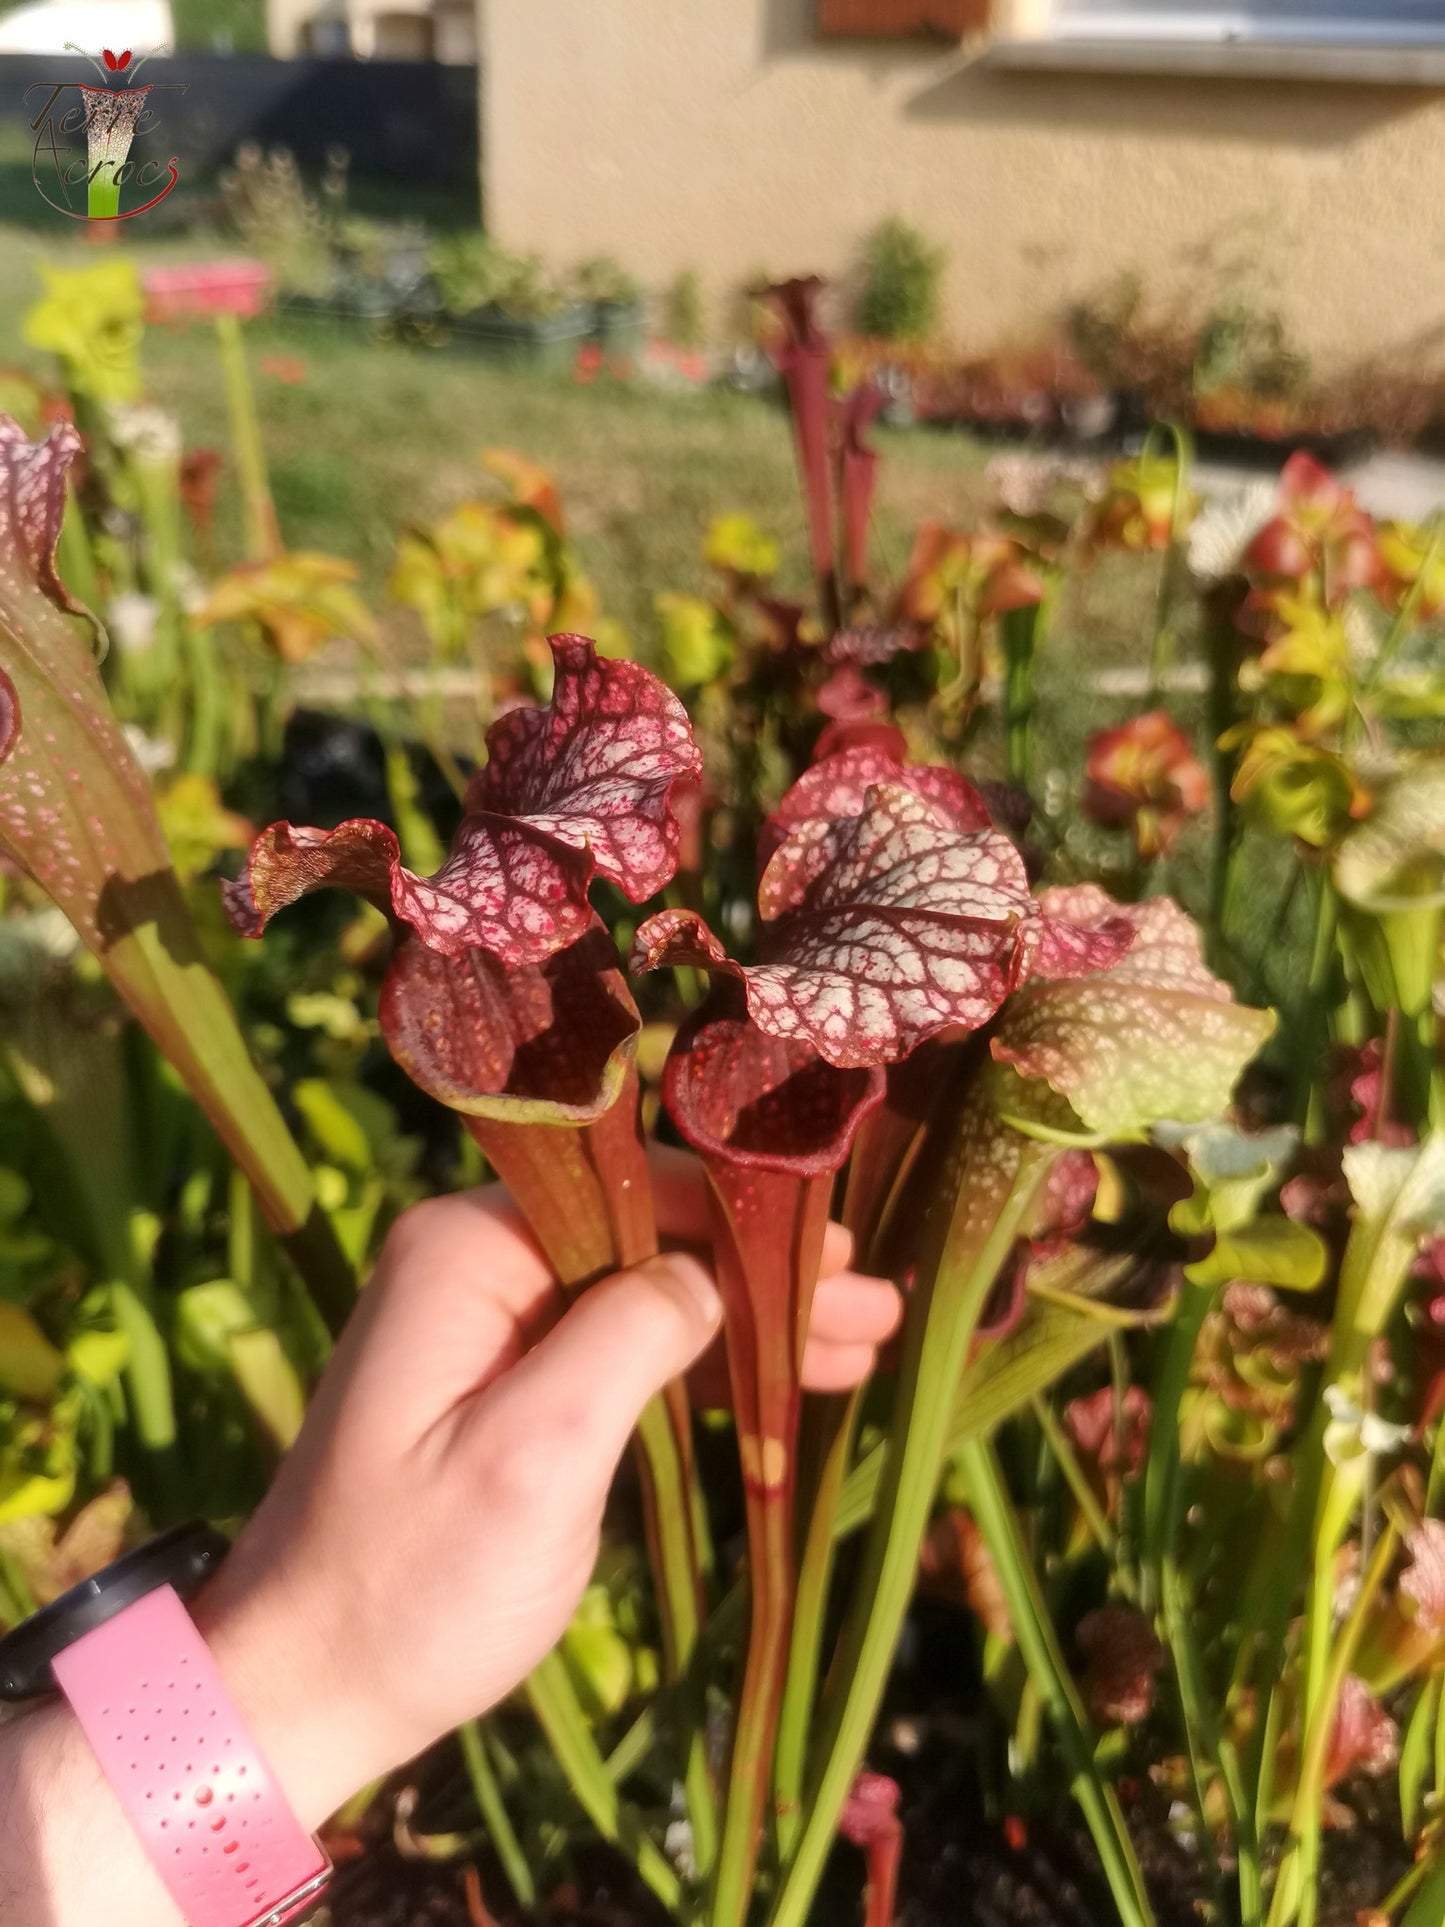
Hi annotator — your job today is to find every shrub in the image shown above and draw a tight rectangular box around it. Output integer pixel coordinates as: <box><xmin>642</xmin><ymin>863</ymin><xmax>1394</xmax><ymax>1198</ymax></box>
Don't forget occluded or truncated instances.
<box><xmin>221</xmin><ymin>144</ymin><xmax>337</xmax><ymax>297</ymax></box>
<box><xmin>666</xmin><ymin>268</ymin><xmax>706</xmax><ymax>348</ymax></box>
<box><xmin>425</xmin><ymin>236</ymin><xmax>569</xmax><ymax>321</ymax></box>
<box><xmin>855</xmin><ymin>216</ymin><xmax>946</xmax><ymax>344</ymax></box>
<box><xmin>570</xmin><ymin>256</ymin><xmax>643</xmax><ymax>309</ymax></box>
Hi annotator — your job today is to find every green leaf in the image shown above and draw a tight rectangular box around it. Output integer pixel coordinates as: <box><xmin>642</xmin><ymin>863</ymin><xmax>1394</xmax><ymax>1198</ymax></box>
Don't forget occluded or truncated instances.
<box><xmin>703</xmin><ymin>513</ymin><xmax>780</xmax><ymax>581</ymax></box>
<box><xmin>655</xmin><ymin>592</ymin><xmax>734</xmax><ymax>689</ymax></box>
<box><xmin>835</xmin><ymin>1249</ymin><xmax>1154</xmax><ymax>1538</ymax></box>
<box><xmin>227</xmin><ymin>1327</ymin><xmax>305</xmax><ymax>1454</ymax></box>
<box><xmin>0</xmin><ymin>1392</ymin><xmax>80</xmax><ymax>1523</ymax></box>
<box><xmin>0</xmin><ymin>1304</ymin><xmax>65</xmax><ymax>1400</ymax></box>
<box><xmin>174</xmin><ymin>1278</ymin><xmax>258</xmax><ymax>1376</ymax></box>
<box><xmin>1331</xmin><ymin>1134</ymin><xmax>1445</xmax><ymax>1386</ymax></box>
<box><xmin>175</xmin><ymin>1281</ymin><xmax>305</xmax><ymax>1453</ymax></box>
<box><xmin>1184</xmin><ymin>1216</ymin><xmax>1329</xmax><ymax>1291</ymax></box>
<box><xmin>0</xmin><ymin>418</ymin><xmax>352</xmax><ymax>1332</ymax></box>
<box><xmin>0</xmin><ymin>1170</ymin><xmax>31</xmax><ymax>1224</ymax></box>
<box><xmin>992</xmin><ymin>890</ymin><xmax>1275</xmax><ymax>1139</ymax></box>
<box><xmin>293</xmin><ymin>1078</ymin><xmax>395</xmax><ymax>1174</ymax></box>
<box><xmin>23</xmin><ymin>260</ymin><xmax>145</xmax><ymax>403</ymax></box>
<box><xmin>1401</xmin><ymin>1675</ymin><xmax>1441</xmax><ymax>1838</ymax></box>
<box><xmin>562</xmin><ymin>1585</ymin><xmax>637</xmax><ymax>1719</ymax></box>
<box><xmin>65</xmin><ymin>1327</ymin><xmax>131</xmax><ymax>1389</ymax></box>
<box><xmin>1375</xmin><ymin>673</ymin><xmax>1445</xmax><ymax>721</ymax></box>
<box><xmin>1160</xmin><ymin>1120</ymin><xmax>1299</xmax><ymax>1236</ymax></box>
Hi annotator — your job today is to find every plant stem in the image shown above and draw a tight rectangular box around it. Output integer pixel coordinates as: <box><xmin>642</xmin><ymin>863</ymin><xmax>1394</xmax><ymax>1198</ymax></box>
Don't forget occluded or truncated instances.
<box><xmin>458</xmin><ymin>1719</ymin><xmax>536</xmax><ymax>1911</ymax></box>
<box><xmin>708</xmin><ymin>1172</ymin><xmax>831</xmax><ymax>1927</ymax></box>
<box><xmin>1362</xmin><ymin>515</ymin><xmax>1443</xmax><ymax>698</ymax></box>
<box><xmin>526</xmin><ymin>1651</ymin><xmax>683</xmax><ymax>1915</ymax></box>
<box><xmin>0</xmin><ymin>1546</ymin><xmax>37</xmax><ymax>1626</ymax></box>
<box><xmin>215</xmin><ymin>314</ymin><xmax>281</xmax><ymax>561</ymax></box>
<box><xmin>1145</xmin><ymin>423</ymin><xmax>1194</xmax><ymax>707</ymax></box>
<box><xmin>1269</xmin><ymin>1525</ymin><xmax>1399</xmax><ymax>1927</ymax></box>
<box><xmin>1140</xmin><ymin>1279</ymin><xmax>1214</xmax><ymax>1613</ymax></box>
<box><xmin>1297</xmin><ymin>871</ymin><xmax>1339</xmax><ymax>1142</ymax></box>
<box><xmin>182</xmin><ymin>623</ymin><xmax>225</xmax><ymax>779</ymax></box>
<box><xmin>1031</xmin><ymin>1392</ymin><xmax>1115</xmax><ymax>1560</ymax></box>
<box><xmin>57</xmin><ymin>484</ymin><xmax>101</xmax><ymax>616</ymax></box>
<box><xmin>713</xmin><ymin>1474</ymin><xmax>795</xmax><ymax>1927</ymax></box>
<box><xmin>1000</xmin><ymin>601</ymin><xmax>1044</xmax><ymax>792</ymax></box>
<box><xmin>636</xmin><ymin>1389</ymin><xmax>720</xmax><ymax>1880</ymax></box>
<box><xmin>1160</xmin><ymin>1550</ymin><xmax>1228</xmax><ymax>1908</ymax></box>
<box><xmin>773</xmin><ymin>1390</ymin><xmax>860</xmax><ymax>1862</ymax></box>
<box><xmin>766</xmin><ymin>1129</ymin><xmax>1051</xmax><ymax>1927</ymax></box>
<box><xmin>467</xmin><ymin>1087</ymin><xmax>716</xmax><ymax>1873</ymax></box>
<box><xmin>1204</xmin><ymin>599</ymin><xmax>1244</xmax><ymax>973</ymax></box>
<box><xmin>104</xmin><ymin>901</ymin><xmax>356</xmax><ymax>1336</ymax></box>
<box><xmin>954</xmin><ymin>1439</ymin><xmax>1155</xmax><ymax>1927</ymax></box>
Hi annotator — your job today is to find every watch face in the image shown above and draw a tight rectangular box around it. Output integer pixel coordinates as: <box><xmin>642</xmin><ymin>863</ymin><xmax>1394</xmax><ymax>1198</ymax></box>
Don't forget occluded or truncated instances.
<box><xmin>0</xmin><ymin>1520</ymin><xmax>229</xmax><ymax>1702</ymax></box>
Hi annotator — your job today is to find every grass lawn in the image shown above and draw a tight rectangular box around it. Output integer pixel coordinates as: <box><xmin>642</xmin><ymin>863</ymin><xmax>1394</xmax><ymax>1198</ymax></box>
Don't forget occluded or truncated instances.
<box><xmin>4</xmin><ymin>223</ymin><xmax>1311</xmax><ymax>1006</ymax></box>
<box><xmin>0</xmin><ymin>226</ymin><xmax>1160</xmax><ymax>677</ymax></box>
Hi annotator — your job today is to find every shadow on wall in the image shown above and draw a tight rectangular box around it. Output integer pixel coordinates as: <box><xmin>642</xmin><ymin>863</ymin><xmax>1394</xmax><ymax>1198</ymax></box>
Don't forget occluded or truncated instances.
<box><xmin>902</xmin><ymin>59</ymin><xmax>1444</xmax><ymax>147</ymax></box>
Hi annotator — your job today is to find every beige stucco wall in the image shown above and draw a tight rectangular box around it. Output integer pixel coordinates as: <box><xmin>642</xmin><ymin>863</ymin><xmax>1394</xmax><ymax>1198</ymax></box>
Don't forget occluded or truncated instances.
<box><xmin>481</xmin><ymin>0</ymin><xmax>1445</xmax><ymax>375</ymax></box>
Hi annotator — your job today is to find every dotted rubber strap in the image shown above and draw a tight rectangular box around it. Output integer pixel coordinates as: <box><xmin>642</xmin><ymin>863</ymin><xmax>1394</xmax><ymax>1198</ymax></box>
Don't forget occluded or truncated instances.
<box><xmin>52</xmin><ymin>1585</ymin><xmax>330</xmax><ymax>1927</ymax></box>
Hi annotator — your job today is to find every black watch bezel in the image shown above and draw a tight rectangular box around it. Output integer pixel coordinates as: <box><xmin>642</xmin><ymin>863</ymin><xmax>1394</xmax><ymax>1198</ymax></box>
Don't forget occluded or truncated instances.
<box><xmin>0</xmin><ymin>1520</ymin><xmax>230</xmax><ymax>1703</ymax></box>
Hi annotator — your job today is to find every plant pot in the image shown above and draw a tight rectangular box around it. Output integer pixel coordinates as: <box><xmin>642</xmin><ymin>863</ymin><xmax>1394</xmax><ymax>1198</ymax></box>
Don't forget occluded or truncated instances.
<box><xmin>1059</xmin><ymin>390</ymin><xmax>1120</xmax><ymax>444</ymax></box>
<box><xmin>277</xmin><ymin>290</ymin><xmax>337</xmax><ymax>318</ymax></box>
<box><xmin>590</xmin><ymin>298</ymin><xmax>647</xmax><ymax>360</ymax></box>
<box><xmin>447</xmin><ymin>302</ymin><xmax>595</xmax><ymax>373</ymax></box>
<box><xmin>336</xmin><ymin>278</ymin><xmax>401</xmax><ymax>324</ymax></box>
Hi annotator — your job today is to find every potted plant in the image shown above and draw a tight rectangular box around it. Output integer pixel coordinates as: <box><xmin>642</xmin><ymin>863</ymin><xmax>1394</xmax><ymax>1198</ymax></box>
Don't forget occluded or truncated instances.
<box><xmin>425</xmin><ymin>236</ymin><xmax>592</xmax><ymax>371</ymax></box>
<box><xmin>572</xmin><ymin>255</ymin><xmax>647</xmax><ymax>358</ymax></box>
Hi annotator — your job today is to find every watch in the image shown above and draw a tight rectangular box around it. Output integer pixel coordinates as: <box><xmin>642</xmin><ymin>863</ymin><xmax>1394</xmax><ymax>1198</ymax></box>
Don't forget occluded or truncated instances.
<box><xmin>0</xmin><ymin>1521</ymin><xmax>332</xmax><ymax>1927</ymax></box>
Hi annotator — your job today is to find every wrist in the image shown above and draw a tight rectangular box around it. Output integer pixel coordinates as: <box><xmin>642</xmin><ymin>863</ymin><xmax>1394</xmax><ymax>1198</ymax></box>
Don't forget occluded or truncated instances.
<box><xmin>192</xmin><ymin>1555</ymin><xmax>401</xmax><ymax>1831</ymax></box>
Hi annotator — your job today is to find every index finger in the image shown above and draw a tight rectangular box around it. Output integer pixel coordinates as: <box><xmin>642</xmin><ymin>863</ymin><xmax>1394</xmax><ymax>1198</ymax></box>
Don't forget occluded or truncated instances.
<box><xmin>328</xmin><ymin>1188</ymin><xmax>568</xmax><ymax>1434</ymax></box>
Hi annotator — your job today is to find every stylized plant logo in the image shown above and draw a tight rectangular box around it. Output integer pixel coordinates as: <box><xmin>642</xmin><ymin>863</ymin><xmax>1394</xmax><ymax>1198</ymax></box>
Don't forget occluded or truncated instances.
<box><xmin>27</xmin><ymin>45</ymin><xmax>182</xmax><ymax>222</ymax></box>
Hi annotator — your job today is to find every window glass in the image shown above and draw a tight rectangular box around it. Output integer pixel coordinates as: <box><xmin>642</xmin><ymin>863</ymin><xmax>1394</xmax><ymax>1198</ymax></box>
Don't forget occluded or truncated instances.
<box><xmin>1055</xmin><ymin>0</ymin><xmax>1445</xmax><ymax>34</ymax></box>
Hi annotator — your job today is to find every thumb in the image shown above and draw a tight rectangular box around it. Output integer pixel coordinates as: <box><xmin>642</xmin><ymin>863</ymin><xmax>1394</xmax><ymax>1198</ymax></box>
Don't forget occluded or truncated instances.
<box><xmin>463</xmin><ymin>1252</ymin><xmax>722</xmax><ymax>1473</ymax></box>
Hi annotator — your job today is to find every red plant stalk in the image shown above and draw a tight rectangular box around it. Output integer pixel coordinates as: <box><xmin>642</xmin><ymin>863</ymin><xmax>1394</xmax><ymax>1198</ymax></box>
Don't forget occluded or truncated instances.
<box><xmin>379</xmin><ymin>924</ymin><xmax>711</xmax><ymax>1693</ymax></box>
<box><xmin>654</xmin><ymin>990</ymin><xmax>884</xmax><ymax>1927</ymax></box>
<box><xmin>836</xmin><ymin>382</ymin><xmax>886</xmax><ymax>601</ymax></box>
<box><xmin>842</xmin><ymin>1042</ymin><xmax>968</xmax><ymax>1267</ymax></box>
<box><xmin>707</xmin><ymin>1162</ymin><xmax>832</xmax><ymax>1842</ymax></box>
<box><xmin>840</xmin><ymin>1774</ymin><xmax>904</xmax><ymax>1927</ymax></box>
<box><xmin>464</xmin><ymin>1072</ymin><xmax>710</xmax><ymax>1693</ymax></box>
<box><xmin>765</xmin><ymin>279</ymin><xmax>841</xmax><ymax>630</ymax></box>
<box><xmin>223</xmin><ymin>636</ymin><xmax>714</xmax><ymax>1827</ymax></box>
<box><xmin>466</xmin><ymin>1070</ymin><xmax>656</xmax><ymax>1283</ymax></box>
<box><xmin>633</xmin><ymin>753</ymin><xmax>1143</xmax><ymax>1918</ymax></box>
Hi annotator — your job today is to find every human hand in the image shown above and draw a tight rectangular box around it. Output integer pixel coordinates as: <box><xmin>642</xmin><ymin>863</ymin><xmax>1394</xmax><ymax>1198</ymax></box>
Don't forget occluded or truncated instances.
<box><xmin>198</xmin><ymin>1148</ymin><xmax>899</xmax><ymax>1827</ymax></box>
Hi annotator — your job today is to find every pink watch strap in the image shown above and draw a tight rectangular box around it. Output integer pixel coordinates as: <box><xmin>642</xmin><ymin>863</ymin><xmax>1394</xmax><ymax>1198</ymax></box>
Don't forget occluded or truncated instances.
<box><xmin>52</xmin><ymin>1585</ymin><xmax>330</xmax><ymax>1927</ymax></box>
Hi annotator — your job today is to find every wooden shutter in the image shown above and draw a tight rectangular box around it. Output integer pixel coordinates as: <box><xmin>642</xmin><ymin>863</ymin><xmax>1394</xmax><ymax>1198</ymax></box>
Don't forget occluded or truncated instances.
<box><xmin>818</xmin><ymin>0</ymin><xmax>992</xmax><ymax>37</ymax></box>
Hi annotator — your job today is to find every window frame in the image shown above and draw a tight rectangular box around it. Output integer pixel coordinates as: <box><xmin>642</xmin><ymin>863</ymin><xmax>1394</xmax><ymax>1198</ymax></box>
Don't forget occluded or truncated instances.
<box><xmin>1049</xmin><ymin>1</ymin><xmax>1445</xmax><ymax>45</ymax></box>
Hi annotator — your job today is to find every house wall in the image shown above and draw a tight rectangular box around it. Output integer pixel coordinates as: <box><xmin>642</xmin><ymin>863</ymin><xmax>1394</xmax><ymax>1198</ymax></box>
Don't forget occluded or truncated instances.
<box><xmin>481</xmin><ymin>0</ymin><xmax>1445</xmax><ymax>375</ymax></box>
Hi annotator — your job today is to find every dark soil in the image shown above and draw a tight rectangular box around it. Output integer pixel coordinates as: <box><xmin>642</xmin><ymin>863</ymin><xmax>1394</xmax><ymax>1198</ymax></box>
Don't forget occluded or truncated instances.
<box><xmin>326</xmin><ymin>1604</ymin><xmax>1413</xmax><ymax>1927</ymax></box>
